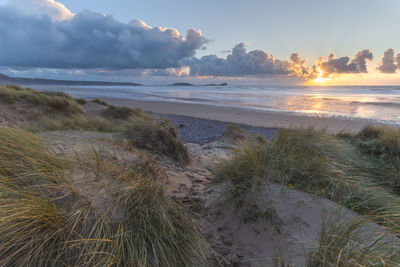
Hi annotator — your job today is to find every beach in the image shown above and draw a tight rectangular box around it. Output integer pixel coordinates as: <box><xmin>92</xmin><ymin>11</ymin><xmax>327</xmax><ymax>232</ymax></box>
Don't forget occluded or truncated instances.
<box><xmin>32</xmin><ymin>84</ymin><xmax>399</xmax><ymax>135</ymax></box>
<box><xmin>103</xmin><ymin>98</ymin><xmax>388</xmax><ymax>135</ymax></box>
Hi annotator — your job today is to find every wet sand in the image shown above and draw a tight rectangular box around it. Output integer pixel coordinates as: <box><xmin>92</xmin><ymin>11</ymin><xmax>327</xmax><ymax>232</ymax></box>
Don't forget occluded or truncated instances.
<box><xmin>102</xmin><ymin>98</ymin><xmax>388</xmax><ymax>134</ymax></box>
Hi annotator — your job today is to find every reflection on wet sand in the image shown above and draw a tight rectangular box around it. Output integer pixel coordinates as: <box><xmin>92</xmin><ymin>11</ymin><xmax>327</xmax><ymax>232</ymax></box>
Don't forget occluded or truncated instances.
<box><xmin>282</xmin><ymin>94</ymin><xmax>400</xmax><ymax>122</ymax></box>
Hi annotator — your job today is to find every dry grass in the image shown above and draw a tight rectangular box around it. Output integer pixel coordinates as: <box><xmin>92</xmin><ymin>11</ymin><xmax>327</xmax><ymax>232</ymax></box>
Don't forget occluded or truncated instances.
<box><xmin>354</xmin><ymin>125</ymin><xmax>400</xmax><ymax>190</ymax></box>
<box><xmin>0</xmin><ymin>88</ymin><xmax>15</xmax><ymax>103</ymax></box>
<box><xmin>0</xmin><ymin>126</ymin><xmax>211</xmax><ymax>266</ymax></box>
<box><xmin>0</xmin><ymin>84</ymin><xmax>83</xmax><ymax>114</ymax></box>
<box><xmin>214</xmin><ymin>142</ymin><xmax>272</xmax><ymax>210</ymax></box>
<box><xmin>38</xmin><ymin>112</ymin><xmax>189</xmax><ymax>164</ymax></box>
<box><xmin>125</xmin><ymin>116</ymin><xmax>190</xmax><ymax>165</ymax></box>
<box><xmin>215</xmin><ymin>127</ymin><xmax>400</xmax><ymax>232</ymax></box>
<box><xmin>215</xmin><ymin>126</ymin><xmax>400</xmax><ymax>265</ymax></box>
<box><xmin>307</xmin><ymin>214</ymin><xmax>400</xmax><ymax>266</ymax></box>
<box><xmin>222</xmin><ymin>124</ymin><xmax>266</xmax><ymax>144</ymax></box>
<box><xmin>39</xmin><ymin>114</ymin><xmax>117</xmax><ymax>133</ymax></box>
<box><xmin>27</xmin><ymin>94</ymin><xmax>190</xmax><ymax>165</ymax></box>
<box><xmin>74</xmin><ymin>97</ymin><xmax>88</xmax><ymax>105</ymax></box>
<box><xmin>0</xmin><ymin>126</ymin><xmax>63</xmax><ymax>184</ymax></box>
<box><xmin>356</xmin><ymin>125</ymin><xmax>400</xmax><ymax>160</ymax></box>
<box><xmin>102</xmin><ymin>105</ymin><xmax>150</xmax><ymax>120</ymax></box>
<box><xmin>91</xmin><ymin>98</ymin><xmax>108</xmax><ymax>106</ymax></box>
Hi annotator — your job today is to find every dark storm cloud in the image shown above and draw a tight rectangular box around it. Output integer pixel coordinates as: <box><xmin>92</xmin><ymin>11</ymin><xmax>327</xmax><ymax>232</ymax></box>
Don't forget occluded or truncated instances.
<box><xmin>185</xmin><ymin>43</ymin><xmax>294</xmax><ymax>77</ymax></box>
<box><xmin>0</xmin><ymin>6</ymin><xmax>207</xmax><ymax>69</ymax></box>
<box><xmin>377</xmin><ymin>49</ymin><xmax>398</xmax><ymax>73</ymax></box>
<box><xmin>319</xmin><ymin>50</ymin><xmax>373</xmax><ymax>75</ymax></box>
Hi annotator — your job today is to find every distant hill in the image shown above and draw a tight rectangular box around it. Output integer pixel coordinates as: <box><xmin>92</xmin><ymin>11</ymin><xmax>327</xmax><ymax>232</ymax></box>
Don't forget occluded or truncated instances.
<box><xmin>0</xmin><ymin>73</ymin><xmax>141</xmax><ymax>86</ymax></box>
<box><xmin>204</xmin><ymin>83</ymin><xmax>228</xmax><ymax>86</ymax></box>
<box><xmin>171</xmin><ymin>82</ymin><xmax>228</xmax><ymax>86</ymax></box>
<box><xmin>0</xmin><ymin>73</ymin><xmax>10</xmax><ymax>80</ymax></box>
<box><xmin>170</xmin><ymin>83</ymin><xmax>194</xmax><ymax>86</ymax></box>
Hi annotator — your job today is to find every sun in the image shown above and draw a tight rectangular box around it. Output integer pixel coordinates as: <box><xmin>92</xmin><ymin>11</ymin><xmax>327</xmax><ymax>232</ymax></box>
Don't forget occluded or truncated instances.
<box><xmin>313</xmin><ymin>68</ymin><xmax>331</xmax><ymax>84</ymax></box>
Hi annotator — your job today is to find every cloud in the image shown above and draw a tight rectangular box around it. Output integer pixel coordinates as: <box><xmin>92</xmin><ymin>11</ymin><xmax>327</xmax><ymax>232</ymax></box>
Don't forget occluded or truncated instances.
<box><xmin>182</xmin><ymin>44</ymin><xmax>376</xmax><ymax>80</ymax></box>
<box><xmin>174</xmin><ymin>44</ymin><xmax>377</xmax><ymax>80</ymax></box>
<box><xmin>377</xmin><ymin>49</ymin><xmax>398</xmax><ymax>73</ymax></box>
<box><xmin>0</xmin><ymin>0</ymin><xmax>394</xmax><ymax>82</ymax></box>
<box><xmin>0</xmin><ymin>1</ymin><xmax>207</xmax><ymax>70</ymax></box>
<box><xmin>289</xmin><ymin>53</ymin><xmax>310</xmax><ymax>77</ymax></box>
<box><xmin>9</xmin><ymin>0</ymin><xmax>73</xmax><ymax>21</ymax></box>
<box><xmin>397</xmin><ymin>54</ymin><xmax>400</xmax><ymax>70</ymax></box>
<box><xmin>185</xmin><ymin>43</ymin><xmax>296</xmax><ymax>77</ymax></box>
<box><xmin>319</xmin><ymin>50</ymin><xmax>373</xmax><ymax>75</ymax></box>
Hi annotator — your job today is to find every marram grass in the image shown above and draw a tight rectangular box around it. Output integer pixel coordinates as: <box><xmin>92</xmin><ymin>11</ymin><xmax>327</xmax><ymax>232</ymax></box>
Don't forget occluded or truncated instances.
<box><xmin>216</xmin><ymin>126</ymin><xmax>400</xmax><ymax>265</ymax></box>
<box><xmin>0</xmin><ymin>126</ymin><xmax>64</xmax><ymax>184</ymax></box>
<box><xmin>0</xmin><ymin>126</ymin><xmax>211</xmax><ymax>266</ymax></box>
<box><xmin>215</xmin><ymin>127</ymin><xmax>400</xmax><ymax>232</ymax></box>
<box><xmin>307</xmin><ymin>213</ymin><xmax>400</xmax><ymax>267</ymax></box>
<box><xmin>125</xmin><ymin>116</ymin><xmax>190</xmax><ymax>165</ymax></box>
<box><xmin>0</xmin><ymin>84</ymin><xmax>83</xmax><ymax>114</ymax></box>
<box><xmin>0</xmin><ymin>86</ymin><xmax>190</xmax><ymax>165</ymax></box>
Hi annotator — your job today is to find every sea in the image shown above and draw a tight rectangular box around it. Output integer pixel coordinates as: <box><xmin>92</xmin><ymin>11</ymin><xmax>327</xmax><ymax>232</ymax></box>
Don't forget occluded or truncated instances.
<box><xmin>37</xmin><ymin>85</ymin><xmax>400</xmax><ymax>125</ymax></box>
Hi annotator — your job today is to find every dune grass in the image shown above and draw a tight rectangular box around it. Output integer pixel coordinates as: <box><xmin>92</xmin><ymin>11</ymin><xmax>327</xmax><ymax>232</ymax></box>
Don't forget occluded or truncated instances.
<box><xmin>0</xmin><ymin>126</ymin><xmax>64</xmax><ymax>184</ymax></box>
<box><xmin>307</xmin><ymin>214</ymin><xmax>400</xmax><ymax>266</ymax></box>
<box><xmin>0</xmin><ymin>84</ymin><xmax>83</xmax><ymax>114</ymax></box>
<box><xmin>222</xmin><ymin>124</ymin><xmax>267</xmax><ymax>145</ymax></box>
<box><xmin>354</xmin><ymin>125</ymin><xmax>400</xmax><ymax>164</ymax></box>
<box><xmin>26</xmin><ymin>92</ymin><xmax>190</xmax><ymax>165</ymax></box>
<box><xmin>216</xmin><ymin>126</ymin><xmax>400</xmax><ymax>265</ymax></box>
<box><xmin>91</xmin><ymin>98</ymin><xmax>108</xmax><ymax>106</ymax></box>
<box><xmin>38</xmin><ymin>111</ymin><xmax>190</xmax><ymax>165</ymax></box>
<box><xmin>354</xmin><ymin>125</ymin><xmax>400</xmax><ymax>189</ymax></box>
<box><xmin>74</xmin><ymin>97</ymin><xmax>88</xmax><ymax>105</ymax></box>
<box><xmin>214</xmin><ymin>127</ymin><xmax>400</xmax><ymax>231</ymax></box>
<box><xmin>0</xmin><ymin>126</ymin><xmax>211</xmax><ymax>266</ymax></box>
<box><xmin>125</xmin><ymin>116</ymin><xmax>190</xmax><ymax>165</ymax></box>
<box><xmin>214</xmin><ymin>141</ymin><xmax>274</xmax><ymax>217</ymax></box>
<box><xmin>102</xmin><ymin>105</ymin><xmax>150</xmax><ymax>120</ymax></box>
<box><xmin>39</xmin><ymin>114</ymin><xmax>118</xmax><ymax>133</ymax></box>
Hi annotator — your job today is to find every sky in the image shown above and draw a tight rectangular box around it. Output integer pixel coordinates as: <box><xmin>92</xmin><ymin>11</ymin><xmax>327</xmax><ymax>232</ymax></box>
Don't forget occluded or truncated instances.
<box><xmin>0</xmin><ymin>0</ymin><xmax>399</xmax><ymax>85</ymax></box>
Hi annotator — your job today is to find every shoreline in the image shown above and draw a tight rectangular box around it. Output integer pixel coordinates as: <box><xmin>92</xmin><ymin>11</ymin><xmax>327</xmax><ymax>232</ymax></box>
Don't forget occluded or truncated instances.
<box><xmin>101</xmin><ymin>97</ymin><xmax>390</xmax><ymax>133</ymax></box>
